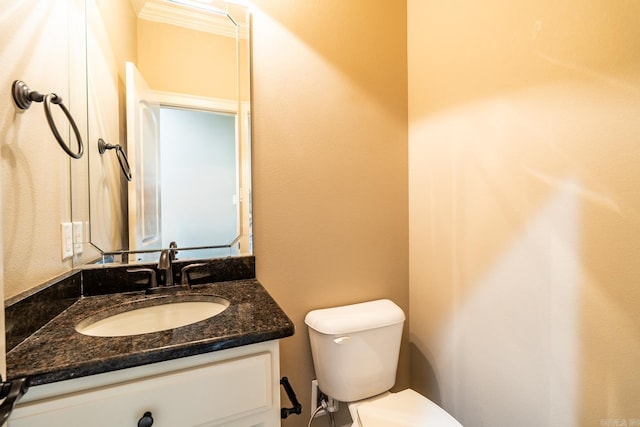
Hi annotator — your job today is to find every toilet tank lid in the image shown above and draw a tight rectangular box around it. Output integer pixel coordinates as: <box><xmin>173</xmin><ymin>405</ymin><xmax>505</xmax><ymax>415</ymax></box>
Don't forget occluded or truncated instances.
<box><xmin>305</xmin><ymin>299</ymin><xmax>405</xmax><ymax>335</ymax></box>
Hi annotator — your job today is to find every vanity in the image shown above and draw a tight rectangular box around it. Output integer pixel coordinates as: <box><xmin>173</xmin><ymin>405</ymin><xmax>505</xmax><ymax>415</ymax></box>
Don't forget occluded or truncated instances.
<box><xmin>5</xmin><ymin>256</ymin><xmax>295</xmax><ymax>426</ymax></box>
<box><xmin>10</xmin><ymin>341</ymin><xmax>281</xmax><ymax>426</ymax></box>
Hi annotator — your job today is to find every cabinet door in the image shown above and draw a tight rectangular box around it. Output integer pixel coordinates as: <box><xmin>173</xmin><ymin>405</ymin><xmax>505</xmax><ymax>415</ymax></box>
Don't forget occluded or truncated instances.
<box><xmin>9</xmin><ymin>353</ymin><xmax>275</xmax><ymax>427</ymax></box>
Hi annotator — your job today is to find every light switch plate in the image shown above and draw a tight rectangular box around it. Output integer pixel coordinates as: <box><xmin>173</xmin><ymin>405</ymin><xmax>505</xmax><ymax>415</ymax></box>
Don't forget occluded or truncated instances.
<box><xmin>61</xmin><ymin>223</ymin><xmax>73</xmax><ymax>259</ymax></box>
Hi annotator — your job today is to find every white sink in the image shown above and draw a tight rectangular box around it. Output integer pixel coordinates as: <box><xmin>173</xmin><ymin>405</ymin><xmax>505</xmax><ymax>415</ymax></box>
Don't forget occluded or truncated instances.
<box><xmin>76</xmin><ymin>296</ymin><xmax>229</xmax><ymax>337</ymax></box>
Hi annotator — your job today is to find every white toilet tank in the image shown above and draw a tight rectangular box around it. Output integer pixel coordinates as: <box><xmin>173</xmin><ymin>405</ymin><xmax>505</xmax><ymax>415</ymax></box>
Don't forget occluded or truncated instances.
<box><xmin>305</xmin><ymin>299</ymin><xmax>406</xmax><ymax>402</ymax></box>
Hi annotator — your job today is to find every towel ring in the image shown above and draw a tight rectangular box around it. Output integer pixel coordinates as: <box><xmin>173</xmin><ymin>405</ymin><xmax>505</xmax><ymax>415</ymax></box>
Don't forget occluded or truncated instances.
<box><xmin>98</xmin><ymin>138</ymin><xmax>132</xmax><ymax>181</ymax></box>
<box><xmin>11</xmin><ymin>80</ymin><xmax>84</xmax><ymax>159</ymax></box>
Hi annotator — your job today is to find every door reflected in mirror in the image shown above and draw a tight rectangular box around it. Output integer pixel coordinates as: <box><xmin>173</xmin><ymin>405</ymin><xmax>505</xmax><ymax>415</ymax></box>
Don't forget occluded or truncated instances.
<box><xmin>159</xmin><ymin>106</ymin><xmax>239</xmax><ymax>259</ymax></box>
<box><xmin>80</xmin><ymin>0</ymin><xmax>251</xmax><ymax>264</ymax></box>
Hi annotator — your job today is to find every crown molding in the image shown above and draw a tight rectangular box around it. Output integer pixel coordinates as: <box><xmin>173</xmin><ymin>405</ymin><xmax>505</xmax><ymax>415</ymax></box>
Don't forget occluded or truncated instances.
<box><xmin>133</xmin><ymin>0</ymin><xmax>248</xmax><ymax>39</ymax></box>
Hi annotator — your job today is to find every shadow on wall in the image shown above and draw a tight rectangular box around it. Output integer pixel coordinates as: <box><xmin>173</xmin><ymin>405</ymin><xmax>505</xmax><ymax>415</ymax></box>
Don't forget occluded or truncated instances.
<box><xmin>410</xmin><ymin>342</ymin><xmax>441</xmax><ymax>405</ymax></box>
<box><xmin>249</xmin><ymin>0</ymin><xmax>407</xmax><ymax>121</ymax></box>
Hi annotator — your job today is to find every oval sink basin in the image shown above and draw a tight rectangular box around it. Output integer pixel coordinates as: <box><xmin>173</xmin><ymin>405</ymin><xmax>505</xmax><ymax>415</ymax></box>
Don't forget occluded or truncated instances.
<box><xmin>76</xmin><ymin>295</ymin><xmax>229</xmax><ymax>337</ymax></box>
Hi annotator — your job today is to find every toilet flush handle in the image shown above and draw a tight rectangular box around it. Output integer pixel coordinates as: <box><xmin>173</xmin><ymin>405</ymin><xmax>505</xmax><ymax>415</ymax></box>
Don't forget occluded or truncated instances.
<box><xmin>334</xmin><ymin>336</ymin><xmax>351</xmax><ymax>344</ymax></box>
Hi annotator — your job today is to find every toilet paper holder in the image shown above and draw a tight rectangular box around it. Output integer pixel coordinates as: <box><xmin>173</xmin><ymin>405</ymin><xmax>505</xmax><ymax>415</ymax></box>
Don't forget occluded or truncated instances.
<box><xmin>280</xmin><ymin>376</ymin><xmax>302</xmax><ymax>419</ymax></box>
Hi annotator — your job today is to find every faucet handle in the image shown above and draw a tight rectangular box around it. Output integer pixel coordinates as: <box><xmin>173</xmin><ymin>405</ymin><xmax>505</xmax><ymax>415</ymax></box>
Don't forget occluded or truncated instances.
<box><xmin>180</xmin><ymin>263</ymin><xmax>208</xmax><ymax>289</ymax></box>
<box><xmin>127</xmin><ymin>268</ymin><xmax>158</xmax><ymax>289</ymax></box>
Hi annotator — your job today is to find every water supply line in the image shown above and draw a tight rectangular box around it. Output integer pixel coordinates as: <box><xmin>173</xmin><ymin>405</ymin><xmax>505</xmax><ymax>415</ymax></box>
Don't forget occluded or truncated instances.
<box><xmin>307</xmin><ymin>395</ymin><xmax>337</xmax><ymax>427</ymax></box>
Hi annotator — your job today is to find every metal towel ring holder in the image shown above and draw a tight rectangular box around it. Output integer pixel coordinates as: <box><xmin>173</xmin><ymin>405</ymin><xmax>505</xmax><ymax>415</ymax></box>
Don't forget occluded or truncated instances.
<box><xmin>11</xmin><ymin>80</ymin><xmax>84</xmax><ymax>159</ymax></box>
<box><xmin>98</xmin><ymin>138</ymin><xmax>132</xmax><ymax>181</ymax></box>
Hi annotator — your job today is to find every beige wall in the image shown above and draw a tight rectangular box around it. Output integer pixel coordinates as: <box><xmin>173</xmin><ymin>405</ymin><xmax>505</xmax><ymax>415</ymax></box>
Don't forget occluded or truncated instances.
<box><xmin>250</xmin><ymin>1</ymin><xmax>409</xmax><ymax>425</ymax></box>
<box><xmin>138</xmin><ymin>20</ymin><xmax>239</xmax><ymax>100</ymax></box>
<box><xmin>0</xmin><ymin>0</ymin><xmax>85</xmax><ymax>299</ymax></box>
<box><xmin>408</xmin><ymin>1</ymin><xmax>640</xmax><ymax>426</ymax></box>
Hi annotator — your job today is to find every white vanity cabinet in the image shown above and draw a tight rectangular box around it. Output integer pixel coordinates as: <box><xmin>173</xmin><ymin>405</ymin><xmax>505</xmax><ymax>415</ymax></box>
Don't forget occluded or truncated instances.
<box><xmin>9</xmin><ymin>341</ymin><xmax>281</xmax><ymax>427</ymax></box>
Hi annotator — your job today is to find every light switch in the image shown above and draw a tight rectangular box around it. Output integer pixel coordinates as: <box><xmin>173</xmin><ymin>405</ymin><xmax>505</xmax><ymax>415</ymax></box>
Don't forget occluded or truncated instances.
<box><xmin>61</xmin><ymin>223</ymin><xmax>73</xmax><ymax>259</ymax></box>
<box><xmin>73</xmin><ymin>221</ymin><xmax>83</xmax><ymax>255</ymax></box>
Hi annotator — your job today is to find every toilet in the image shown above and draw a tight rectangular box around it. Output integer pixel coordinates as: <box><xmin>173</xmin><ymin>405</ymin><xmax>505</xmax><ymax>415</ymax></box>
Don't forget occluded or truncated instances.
<box><xmin>305</xmin><ymin>299</ymin><xmax>463</xmax><ymax>426</ymax></box>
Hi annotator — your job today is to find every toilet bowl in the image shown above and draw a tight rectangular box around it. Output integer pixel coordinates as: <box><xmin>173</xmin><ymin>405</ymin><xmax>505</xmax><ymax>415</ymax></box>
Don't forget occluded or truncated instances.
<box><xmin>305</xmin><ymin>299</ymin><xmax>463</xmax><ymax>427</ymax></box>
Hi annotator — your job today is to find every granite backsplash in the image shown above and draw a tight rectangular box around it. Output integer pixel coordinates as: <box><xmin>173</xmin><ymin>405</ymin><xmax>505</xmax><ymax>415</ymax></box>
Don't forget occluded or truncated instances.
<box><xmin>5</xmin><ymin>256</ymin><xmax>256</xmax><ymax>352</ymax></box>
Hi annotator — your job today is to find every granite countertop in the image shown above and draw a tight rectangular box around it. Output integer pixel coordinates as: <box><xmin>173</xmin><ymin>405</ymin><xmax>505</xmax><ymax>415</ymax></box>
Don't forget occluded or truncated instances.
<box><xmin>6</xmin><ymin>279</ymin><xmax>294</xmax><ymax>386</ymax></box>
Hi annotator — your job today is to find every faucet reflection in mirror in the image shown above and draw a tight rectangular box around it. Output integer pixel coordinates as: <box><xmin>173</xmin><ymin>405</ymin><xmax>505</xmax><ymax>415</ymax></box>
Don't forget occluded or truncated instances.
<box><xmin>77</xmin><ymin>0</ymin><xmax>252</xmax><ymax>266</ymax></box>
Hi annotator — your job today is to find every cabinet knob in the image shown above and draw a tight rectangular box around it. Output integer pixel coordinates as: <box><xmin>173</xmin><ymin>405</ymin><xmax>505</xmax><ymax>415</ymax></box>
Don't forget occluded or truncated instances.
<box><xmin>138</xmin><ymin>411</ymin><xmax>154</xmax><ymax>427</ymax></box>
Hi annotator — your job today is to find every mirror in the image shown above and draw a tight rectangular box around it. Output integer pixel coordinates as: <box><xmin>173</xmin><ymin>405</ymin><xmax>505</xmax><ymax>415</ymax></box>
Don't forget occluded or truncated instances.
<box><xmin>76</xmin><ymin>0</ymin><xmax>251</xmax><ymax>265</ymax></box>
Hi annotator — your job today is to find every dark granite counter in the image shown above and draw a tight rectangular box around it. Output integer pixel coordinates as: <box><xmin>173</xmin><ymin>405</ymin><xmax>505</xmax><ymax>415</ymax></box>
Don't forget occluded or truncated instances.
<box><xmin>6</xmin><ymin>279</ymin><xmax>294</xmax><ymax>386</ymax></box>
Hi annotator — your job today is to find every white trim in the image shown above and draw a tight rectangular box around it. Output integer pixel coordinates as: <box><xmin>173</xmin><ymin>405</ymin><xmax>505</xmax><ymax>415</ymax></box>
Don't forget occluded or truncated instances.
<box><xmin>153</xmin><ymin>90</ymin><xmax>238</xmax><ymax>113</ymax></box>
